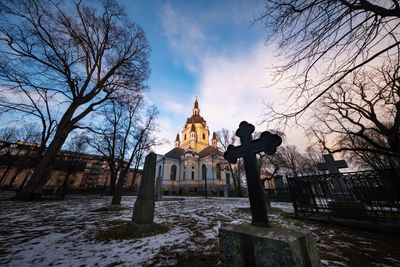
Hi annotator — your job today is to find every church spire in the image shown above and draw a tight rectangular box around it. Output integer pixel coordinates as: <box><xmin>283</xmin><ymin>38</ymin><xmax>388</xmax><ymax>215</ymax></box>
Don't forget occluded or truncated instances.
<box><xmin>175</xmin><ymin>133</ymin><xmax>180</xmax><ymax>147</ymax></box>
<box><xmin>193</xmin><ymin>96</ymin><xmax>200</xmax><ymax>116</ymax></box>
<box><xmin>212</xmin><ymin>131</ymin><xmax>217</xmax><ymax>147</ymax></box>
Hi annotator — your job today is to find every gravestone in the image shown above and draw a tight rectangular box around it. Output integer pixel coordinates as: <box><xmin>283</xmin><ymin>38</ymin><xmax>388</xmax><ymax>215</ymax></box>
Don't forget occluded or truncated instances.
<box><xmin>133</xmin><ymin>152</ymin><xmax>157</xmax><ymax>224</ymax></box>
<box><xmin>220</xmin><ymin>121</ymin><xmax>320</xmax><ymax>266</ymax></box>
<box><xmin>318</xmin><ymin>154</ymin><xmax>367</xmax><ymax>219</ymax></box>
<box><xmin>154</xmin><ymin>175</ymin><xmax>162</xmax><ymax>201</ymax></box>
<box><xmin>318</xmin><ymin>154</ymin><xmax>351</xmax><ymax>199</ymax></box>
<box><xmin>274</xmin><ymin>175</ymin><xmax>291</xmax><ymax>202</ymax></box>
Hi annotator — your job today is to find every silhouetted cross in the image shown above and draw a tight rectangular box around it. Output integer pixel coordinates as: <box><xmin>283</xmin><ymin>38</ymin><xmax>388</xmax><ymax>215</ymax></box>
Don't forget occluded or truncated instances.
<box><xmin>224</xmin><ymin>121</ymin><xmax>282</xmax><ymax>227</ymax></box>
<box><xmin>317</xmin><ymin>154</ymin><xmax>348</xmax><ymax>174</ymax></box>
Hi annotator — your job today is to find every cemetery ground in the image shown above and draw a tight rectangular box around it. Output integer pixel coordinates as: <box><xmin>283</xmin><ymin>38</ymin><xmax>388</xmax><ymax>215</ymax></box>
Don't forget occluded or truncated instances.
<box><xmin>0</xmin><ymin>194</ymin><xmax>400</xmax><ymax>267</ymax></box>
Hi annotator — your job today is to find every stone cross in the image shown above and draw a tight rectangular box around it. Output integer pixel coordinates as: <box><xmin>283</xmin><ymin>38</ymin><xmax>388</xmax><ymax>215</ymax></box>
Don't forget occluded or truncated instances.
<box><xmin>317</xmin><ymin>154</ymin><xmax>351</xmax><ymax>198</ymax></box>
<box><xmin>317</xmin><ymin>154</ymin><xmax>348</xmax><ymax>174</ymax></box>
<box><xmin>224</xmin><ymin>121</ymin><xmax>282</xmax><ymax>227</ymax></box>
<box><xmin>132</xmin><ymin>152</ymin><xmax>157</xmax><ymax>224</ymax></box>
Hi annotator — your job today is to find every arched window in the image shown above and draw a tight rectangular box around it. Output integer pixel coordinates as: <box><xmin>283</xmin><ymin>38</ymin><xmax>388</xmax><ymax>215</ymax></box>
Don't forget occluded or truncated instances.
<box><xmin>202</xmin><ymin>164</ymin><xmax>207</xmax><ymax>180</ymax></box>
<box><xmin>216</xmin><ymin>164</ymin><xmax>221</xmax><ymax>180</ymax></box>
<box><xmin>184</xmin><ymin>134</ymin><xmax>186</xmax><ymax>140</ymax></box>
<box><xmin>191</xmin><ymin>171</ymin><xmax>194</xmax><ymax>180</ymax></box>
<box><xmin>202</xmin><ymin>133</ymin><xmax>205</xmax><ymax>140</ymax></box>
<box><xmin>170</xmin><ymin>165</ymin><xmax>177</xmax><ymax>181</ymax></box>
<box><xmin>158</xmin><ymin>165</ymin><xmax>162</xmax><ymax>177</ymax></box>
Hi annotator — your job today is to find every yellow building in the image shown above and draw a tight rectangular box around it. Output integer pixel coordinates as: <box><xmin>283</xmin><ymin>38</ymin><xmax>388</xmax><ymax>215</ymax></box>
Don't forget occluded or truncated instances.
<box><xmin>157</xmin><ymin>98</ymin><xmax>232</xmax><ymax>196</ymax></box>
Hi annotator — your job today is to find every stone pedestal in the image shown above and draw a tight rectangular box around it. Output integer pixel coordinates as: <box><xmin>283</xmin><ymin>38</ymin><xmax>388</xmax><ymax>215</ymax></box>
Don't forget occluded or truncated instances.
<box><xmin>219</xmin><ymin>223</ymin><xmax>320</xmax><ymax>267</ymax></box>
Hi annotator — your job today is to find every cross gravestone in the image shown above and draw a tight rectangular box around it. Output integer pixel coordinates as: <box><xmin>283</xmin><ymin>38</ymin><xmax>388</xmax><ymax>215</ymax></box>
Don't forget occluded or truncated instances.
<box><xmin>318</xmin><ymin>154</ymin><xmax>368</xmax><ymax>219</ymax></box>
<box><xmin>219</xmin><ymin>121</ymin><xmax>320</xmax><ymax>267</ymax></box>
<box><xmin>132</xmin><ymin>152</ymin><xmax>157</xmax><ymax>224</ymax></box>
<box><xmin>317</xmin><ymin>154</ymin><xmax>351</xmax><ymax>199</ymax></box>
<box><xmin>224</xmin><ymin>121</ymin><xmax>282</xmax><ymax>227</ymax></box>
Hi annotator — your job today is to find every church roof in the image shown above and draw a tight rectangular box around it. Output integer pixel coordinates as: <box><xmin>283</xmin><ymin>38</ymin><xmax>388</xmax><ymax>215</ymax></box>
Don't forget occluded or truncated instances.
<box><xmin>186</xmin><ymin>114</ymin><xmax>206</xmax><ymax>124</ymax></box>
<box><xmin>198</xmin><ymin>146</ymin><xmax>223</xmax><ymax>159</ymax></box>
<box><xmin>165</xmin><ymin>147</ymin><xmax>185</xmax><ymax>160</ymax></box>
<box><xmin>194</xmin><ymin>98</ymin><xmax>199</xmax><ymax>109</ymax></box>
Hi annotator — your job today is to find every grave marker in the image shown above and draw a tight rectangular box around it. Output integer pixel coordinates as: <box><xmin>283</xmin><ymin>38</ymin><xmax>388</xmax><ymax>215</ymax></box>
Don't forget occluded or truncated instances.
<box><xmin>132</xmin><ymin>152</ymin><xmax>156</xmax><ymax>224</ymax></box>
<box><xmin>318</xmin><ymin>154</ymin><xmax>348</xmax><ymax>174</ymax></box>
<box><xmin>220</xmin><ymin>121</ymin><xmax>320</xmax><ymax>266</ymax></box>
<box><xmin>224</xmin><ymin>121</ymin><xmax>282</xmax><ymax>227</ymax></box>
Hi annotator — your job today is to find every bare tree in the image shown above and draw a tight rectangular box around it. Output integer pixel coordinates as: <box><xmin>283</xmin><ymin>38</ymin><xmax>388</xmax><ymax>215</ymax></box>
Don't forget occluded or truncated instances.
<box><xmin>216</xmin><ymin>129</ymin><xmax>243</xmax><ymax>197</ymax></box>
<box><xmin>0</xmin><ymin>0</ymin><xmax>150</xmax><ymax>200</ymax></box>
<box><xmin>111</xmin><ymin>106</ymin><xmax>159</xmax><ymax>205</ymax></box>
<box><xmin>309</xmin><ymin>58</ymin><xmax>400</xmax><ymax>170</ymax></box>
<box><xmin>87</xmin><ymin>97</ymin><xmax>142</xmax><ymax>195</ymax></box>
<box><xmin>258</xmin><ymin>1</ymin><xmax>400</xmax><ymax>125</ymax></box>
<box><xmin>58</xmin><ymin>132</ymin><xmax>89</xmax><ymax>199</ymax></box>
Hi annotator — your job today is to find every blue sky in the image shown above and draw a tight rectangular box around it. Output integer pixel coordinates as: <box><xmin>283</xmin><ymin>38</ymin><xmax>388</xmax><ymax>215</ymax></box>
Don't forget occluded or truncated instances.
<box><xmin>122</xmin><ymin>0</ymin><xmax>308</xmax><ymax>154</ymax></box>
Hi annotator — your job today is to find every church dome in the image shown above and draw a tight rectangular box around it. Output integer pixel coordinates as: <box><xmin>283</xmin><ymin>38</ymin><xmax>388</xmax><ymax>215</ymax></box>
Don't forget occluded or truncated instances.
<box><xmin>186</xmin><ymin>115</ymin><xmax>206</xmax><ymax>125</ymax></box>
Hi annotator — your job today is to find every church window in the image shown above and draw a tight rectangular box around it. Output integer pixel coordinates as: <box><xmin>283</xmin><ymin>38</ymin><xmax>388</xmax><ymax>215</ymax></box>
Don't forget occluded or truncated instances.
<box><xmin>158</xmin><ymin>165</ymin><xmax>162</xmax><ymax>177</ymax></box>
<box><xmin>216</xmin><ymin>164</ymin><xmax>221</xmax><ymax>180</ymax></box>
<box><xmin>183</xmin><ymin>171</ymin><xmax>185</xmax><ymax>180</ymax></box>
<box><xmin>170</xmin><ymin>165</ymin><xmax>177</xmax><ymax>181</ymax></box>
<box><xmin>202</xmin><ymin>133</ymin><xmax>205</xmax><ymax>140</ymax></box>
<box><xmin>225</xmin><ymin>173</ymin><xmax>230</xmax><ymax>184</ymax></box>
<box><xmin>202</xmin><ymin>164</ymin><xmax>207</xmax><ymax>180</ymax></box>
<box><xmin>191</xmin><ymin>171</ymin><xmax>194</xmax><ymax>180</ymax></box>
<box><xmin>184</xmin><ymin>134</ymin><xmax>186</xmax><ymax>140</ymax></box>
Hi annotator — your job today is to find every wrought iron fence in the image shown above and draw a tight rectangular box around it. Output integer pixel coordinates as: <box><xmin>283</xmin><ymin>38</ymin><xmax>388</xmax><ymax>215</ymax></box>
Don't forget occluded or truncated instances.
<box><xmin>287</xmin><ymin>169</ymin><xmax>400</xmax><ymax>220</ymax></box>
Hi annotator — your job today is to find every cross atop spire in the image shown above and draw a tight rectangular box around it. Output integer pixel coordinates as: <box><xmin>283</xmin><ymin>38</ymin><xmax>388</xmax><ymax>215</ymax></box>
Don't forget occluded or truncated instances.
<box><xmin>193</xmin><ymin>97</ymin><xmax>200</xmax><ymax>115</ymax></box>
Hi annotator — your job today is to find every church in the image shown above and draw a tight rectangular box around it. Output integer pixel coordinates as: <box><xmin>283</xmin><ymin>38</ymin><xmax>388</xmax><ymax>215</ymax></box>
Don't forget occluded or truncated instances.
<box><xmin>156</xmin><ymin>98</ymin><xmax>231</xmax><ymax>196</ymax></box>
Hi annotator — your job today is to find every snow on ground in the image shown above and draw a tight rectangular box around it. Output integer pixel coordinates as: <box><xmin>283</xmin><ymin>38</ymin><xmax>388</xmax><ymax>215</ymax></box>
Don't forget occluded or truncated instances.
<box><xmin>0</xmin><ymin>195</ymin><xmax>399</xmax><ymax>266</ymax></box>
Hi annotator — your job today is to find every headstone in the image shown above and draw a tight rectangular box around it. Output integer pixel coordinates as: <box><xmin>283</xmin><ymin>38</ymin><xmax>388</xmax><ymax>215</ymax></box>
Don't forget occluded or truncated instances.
<box><xmin>154</xmin><ymin>175</ymin><xmax>162</xmax><ymax>201</ymax></box>
<box><xmin>220</xmin><ymin>121</ymin><xmax>320</xmax><ymax>266</ymax></box>
<box><xmin>317</xmin><ymin>154</ymin><xmax>348</xmax><ymax>174</ymax></box>
<box><xmin>318</xmin><ymin>154</ymin><xmax>367</xmax><ymax>219</ymax></box>
<box><xmin>224</xmin><ymin>121</ymin><xmax>282</xmax><ymax>227</ymax></box>
<box><xmin>317</xmin><ymin>154</ymin><xmax>352</xmax><ymax>199</ymax></box>
<box><xmin>274</xmin><ymin>175</ymin><xmax>291</xmax><ymax>202</ymax></box>
<box><xmin>132</xmin><ymin>152</ymin><xmax>157</xmax><ymax>224</ymax></box>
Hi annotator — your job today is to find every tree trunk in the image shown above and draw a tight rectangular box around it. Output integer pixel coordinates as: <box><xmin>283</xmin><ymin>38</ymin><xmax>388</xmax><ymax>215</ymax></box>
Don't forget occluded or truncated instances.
<box><xmin>101</xmin><ymin>176</ymin><xmax>109</xmax><ymax>196</ymax></box>
<box><xmin>15</xmin><ymin>125</ymin><xmax>72</xmax><ymax>201</ymax></box>
<box><xmin>111</xmin><ymin>168</ymin><xmax>127</xmax><ymax>205</ymax></box>
<box><xmin>59</xmin><ymin>172</ymin><xmax>72</xmax><ymax>200</ymax></box>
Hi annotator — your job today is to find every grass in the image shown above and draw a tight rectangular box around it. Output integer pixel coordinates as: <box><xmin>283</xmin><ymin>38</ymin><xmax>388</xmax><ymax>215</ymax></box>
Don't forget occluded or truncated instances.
<box><xmin>95</xmin><ymin>220</ymin><xmax>169</xmax><ymax>242</ymax></box>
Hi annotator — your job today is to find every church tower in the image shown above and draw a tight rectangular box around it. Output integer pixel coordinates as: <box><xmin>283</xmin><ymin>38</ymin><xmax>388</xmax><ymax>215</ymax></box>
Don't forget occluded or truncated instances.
<box><xmin>180</xmin><ymin>97</ymin><xmax>210</xmax><ymax>153</ymax></box>
<box><xmin>175</xmin><ymin>133</ymin><xmax>180</xmax><ymax>147</ymax></box>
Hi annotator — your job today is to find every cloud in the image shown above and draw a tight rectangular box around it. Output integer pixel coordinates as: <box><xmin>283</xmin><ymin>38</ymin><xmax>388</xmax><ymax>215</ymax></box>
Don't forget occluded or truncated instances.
<box><xmin>161</xmin><ymin>2</ymin><xmax>208</xmax><ymax>74</ymax></box>
<box><xmin>154</xmin><ymin>2</ymin><xmax>310</xmax><ymax>154</ymax></box>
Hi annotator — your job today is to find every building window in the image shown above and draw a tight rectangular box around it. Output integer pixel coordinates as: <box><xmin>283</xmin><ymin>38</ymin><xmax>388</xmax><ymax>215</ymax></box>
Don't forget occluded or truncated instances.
<box><xmin>225</xmin><ymin>172</ymin><xmax>230</xmax><ymax>184</ymax></box>
<box><xmin>202</xmin><ymin>164</ymin><xmax>207</xmax><ymax>180</ymax></box>
<box><xmin>158</xmin><ymin>165</ymin><xmax>162</xmax><ymax>177</ymax></box>
<box><xmin>183</xmin><ymin>171</ymin><xmax>185</xmax><ymax>180</ymax></box>
<box><xmin>202</xmin><ymin>133</ymin><xmax>205</xmax><ymax>139</ymax></box>
<box><xmin>170</xmin><ymin>165</ymin><xmax>177</xmax><ymax>181</ymax></box>
<box><xmin>216</xmin><ymin>164</ymin><xmax>221</xmax><ymax>180</ymax></box>
<box><xmin>191</xmin><ymin>171</ymin><xmax>194</xmax><ymax>180</ymax></box>
<box><xmin>184</xmin><ymin>134</ymin><xmax>186</xmax><ymax>140</ymax></box>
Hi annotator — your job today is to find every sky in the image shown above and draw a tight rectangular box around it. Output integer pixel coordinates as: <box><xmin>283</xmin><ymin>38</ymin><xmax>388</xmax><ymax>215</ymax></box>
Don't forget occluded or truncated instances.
<box><xmin>122</xmin><ymin>0</ymin><xmax>310</xmax><ymax>154</ymax></box>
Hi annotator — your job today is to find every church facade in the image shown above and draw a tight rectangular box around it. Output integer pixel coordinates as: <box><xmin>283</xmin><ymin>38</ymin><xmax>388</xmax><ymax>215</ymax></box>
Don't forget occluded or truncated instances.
<box><xmin>156</xmin><ymin>98</ymin><xmax>232</xmax><ymax>196</ymax></box>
